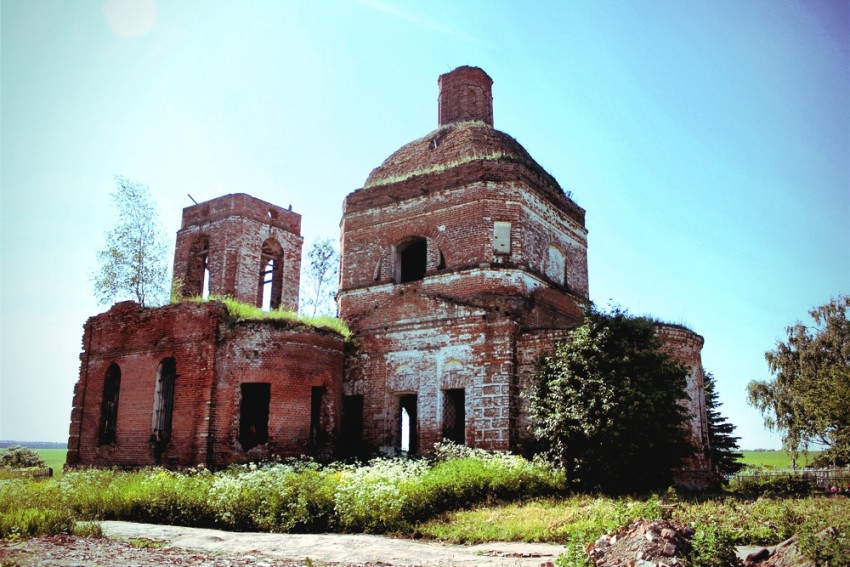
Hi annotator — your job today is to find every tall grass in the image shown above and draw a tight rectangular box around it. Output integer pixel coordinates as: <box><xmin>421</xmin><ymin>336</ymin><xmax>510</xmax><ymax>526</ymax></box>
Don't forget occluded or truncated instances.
<box><xmin>3</xmin><ymin>450</ymin><xmax>847</xmax><ymax>564</ymax></box>
<box><xmin>0</xmin><ymin>449</ymin><xmax>563</xmax><ymax>538</ymax></box>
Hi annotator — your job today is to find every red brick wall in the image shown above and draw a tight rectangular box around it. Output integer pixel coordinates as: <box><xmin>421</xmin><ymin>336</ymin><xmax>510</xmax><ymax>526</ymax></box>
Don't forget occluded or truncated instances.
<box><xmin>67</xmin><ymin>301</ymin><xmax>223</xmax><ymax>468</ymax></box>
<box><xmin>339</xmin><ymin>81</ymin><xmax>590</xmax><ymax>455</ymax></box>
<box><xmin>212</xmin><ymin>323</ymin><xmax>344</xmax><ymax>463</ymax></box>
<box><xmin>656</xmin><ymin>324</ymin><xmax>714</xmax><ymax>488</ymax></box>
<box><xmin>343</xmin><ymin>293</ymin><xmax>518</xmax><ymax>453</ymax></box>
<box><xmin>438</xmin><ymin>66</ymin><xmax>493</xmax><ymax>127</ymax></box>
<box><xmin>67</xmin><ymin>301</ymin><xmax>344</xmax><ymax>468</ymax></box>
<box><xmin>341</xmin><ymin>180</ymin><xmax>587</xmax><ymax>299</ymax></box>
<box><xmin>173</xmin><ymin>193</ymin><xmax>302</xmax><ymax>310</ymax></box>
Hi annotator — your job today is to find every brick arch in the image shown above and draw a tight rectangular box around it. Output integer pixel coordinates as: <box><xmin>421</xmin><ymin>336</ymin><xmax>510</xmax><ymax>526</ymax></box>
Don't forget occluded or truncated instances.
<box><xmin>257</xmin><ymin>238</ymin><xmax>284</xmax><ymax>309</ymax></box>
<box><xmin>183</xmin><ymin>235</ymin><xmax>210</xmax><ymax>297</ymax></box>
<box><xmin>370</xmin><ymin>226</ymin><xmax>453</xmax><ymax>284</ymax></box>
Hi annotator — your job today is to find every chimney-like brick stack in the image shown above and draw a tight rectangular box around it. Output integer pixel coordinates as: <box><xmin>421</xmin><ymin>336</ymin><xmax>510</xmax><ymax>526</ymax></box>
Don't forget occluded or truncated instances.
<box><xmin>438</xmin><ymin>66</ymin><xmax>493</xmax><ymax>127</ymax></box>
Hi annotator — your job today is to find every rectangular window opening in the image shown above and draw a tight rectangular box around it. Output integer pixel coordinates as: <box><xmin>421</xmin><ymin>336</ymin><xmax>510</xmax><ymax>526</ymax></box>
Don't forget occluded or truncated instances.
<box><xmin>239</xmin><ymin>383</ymin><xmax>270</xmax><ymax>450</ymax></box>
<box><xmin>443</xmin><ymin>389</ymin><xmax>465</xmax><ymax>445</ymax></box>
<box><xmin>309</xmin><ymin>386</ymin><xmax>326</xmax><ymax>450</ymax></box>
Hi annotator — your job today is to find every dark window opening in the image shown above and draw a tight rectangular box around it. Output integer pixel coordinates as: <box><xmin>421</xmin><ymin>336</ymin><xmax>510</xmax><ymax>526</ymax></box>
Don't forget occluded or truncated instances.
<box><xmin>258</xmin><ymin>239</ymin><xmax>284</xmax><ymax>310</ymax></box>
<box><xmin>239</xmin><ymin>383</ymin><xmax>270</xmax><ymax>450</ymax></box>
<box><xmin>340</xmin><ymin>395</ymin><xmax>364</xmax><ymax>457</ymax></box>
<box><xmin>152</xmin><ymin>358</ymin><xmax>177</xmax><ymax>462</ymax></box>
<box><xmin>309</xmin><ymin>386</ymin><xmax>326</xmax><ymax>451</ymax></box>
<box><xmin>443</xmin><ymin>389</ymin><xmax>465</xmax><ymax>445</ymax></box>
<box><xmin>399</xmin><ymin>394</ymin><xmax>418</xmax><ymax>454</ymax></box>
<box><xmin>98</xmin><ymin>364</ymin><xmax>121</xmax><ymax>445</ymax></box>
<box><xmin>397</xmin><ymin>238</ymin><xmax>427</xmax><ymax>283</ymax></box>
<box><xmin>185</xmin><ymin>236</ymin><xmax>210</xmax><ymax>297</ymax></box>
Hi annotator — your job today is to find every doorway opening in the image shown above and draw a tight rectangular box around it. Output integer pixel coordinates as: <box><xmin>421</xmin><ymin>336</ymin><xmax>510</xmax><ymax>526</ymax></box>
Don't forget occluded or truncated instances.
<box><xmin>239</xmin><ymin>383</ymin><xmax>270</xmax><ymax>450</ymax></box>
<box><xmin>399</xmin><ymin>394</ymin><xmax>417</xmax><ymax>454</ymax></box>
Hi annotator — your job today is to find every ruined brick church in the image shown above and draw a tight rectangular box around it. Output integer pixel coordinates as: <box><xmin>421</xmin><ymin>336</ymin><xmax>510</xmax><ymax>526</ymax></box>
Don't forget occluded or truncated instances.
<box><xmin>67</xmin><ymin>67</ymin><xmax>712</xmax><ymax>486</ymax></box>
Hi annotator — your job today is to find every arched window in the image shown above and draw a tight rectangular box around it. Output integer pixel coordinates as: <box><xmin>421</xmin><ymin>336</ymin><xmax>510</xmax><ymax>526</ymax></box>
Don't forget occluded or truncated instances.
<box><xmin>394</xmin><ymin>237</ymin><xmax>427</xmax><ymax>284</ymax></box>
<box><xmin>258</xmin><ymin>239</ymin><xmax>284</xmax><ymax>310</ymax></box>
<box><xmin>545</xmin><ymin>245</ymin><xmax>566</xmax><ymax>286</ymax></box>
<box><xmin>98</xmin><ymin>364</ymin><xmax>121</xmax><ymax>445</ymax></box>
<box><xmin>185</xmin><ymin>236</ymin><xmax>210</xmax><ymax>298</ymax></box>
<box><xmin>151</xmin><ymin>358</ymin><xmax>177</xmax><ymax>445</ymax></box>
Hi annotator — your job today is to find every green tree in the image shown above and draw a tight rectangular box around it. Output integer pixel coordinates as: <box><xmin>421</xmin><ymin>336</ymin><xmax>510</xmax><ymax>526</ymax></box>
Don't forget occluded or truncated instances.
<box><xmin>93</xmin><ymin>176</ymin><xmax>169</xmax><ymax>307</ymax></box>
<box><xmin>748</xmin><ymin>295</ymin><xmax>850</xmax><ymax>465</ymax></box>
<box><xmin>529</xmin><ymin>306</ymin><xmax>691</xmax><ymax>493</ymax></box>
<box><xmin>300</xmin><ymin>237</ymin><xmax>339</xmax><ymax>317</ymax></box>
<box><xmin>703</xmin><ymin>369</ymin><xmax>743</xmax><ymax>477</ymax></box>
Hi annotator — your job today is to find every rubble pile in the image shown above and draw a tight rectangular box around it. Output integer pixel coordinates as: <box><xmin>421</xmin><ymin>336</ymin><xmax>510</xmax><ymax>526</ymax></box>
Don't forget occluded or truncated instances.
<box><xmin>588</xmin><ymin>519</ymin><xmax>695</xmax><ymax>567</ymax></box>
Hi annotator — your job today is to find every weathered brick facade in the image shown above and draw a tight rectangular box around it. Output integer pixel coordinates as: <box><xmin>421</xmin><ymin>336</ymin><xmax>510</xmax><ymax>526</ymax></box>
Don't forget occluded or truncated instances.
<box><xmin>656</xmin><ymin>324</ymin><xmax>713</xmax><ymax>488</ymax></box>
<box><xmin>339</xmin><ymin>66</ymin><xmax>589</xmax><ymax>455</ymax></box>
<box><xmin>67</xmin><ymin>301</ymin><xmax>343</xmax><ymax>468</ymax></box>
<box><xmin>68</xmin><ymin>66</ymin><xmax>712</xmax><ymax>486</ymax></box>
<box><xmin>173</xmin><ymin>193</ymin><xmax>302</xmax><ymax>311</ymax></box>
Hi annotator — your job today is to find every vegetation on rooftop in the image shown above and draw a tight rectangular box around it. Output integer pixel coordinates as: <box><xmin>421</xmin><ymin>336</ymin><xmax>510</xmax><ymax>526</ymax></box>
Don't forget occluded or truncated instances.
<box><xmin>176</xmin><ymin>295</ymin><xmax>351</xmax><ymax>338</ymax></box>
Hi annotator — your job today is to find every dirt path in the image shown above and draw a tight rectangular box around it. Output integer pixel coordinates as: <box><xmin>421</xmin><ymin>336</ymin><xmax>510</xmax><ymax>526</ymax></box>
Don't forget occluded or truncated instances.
<box><xmin>86</xmin><ymin>521</ymin><xmax>565</xmax><ymax>566</ymax></box>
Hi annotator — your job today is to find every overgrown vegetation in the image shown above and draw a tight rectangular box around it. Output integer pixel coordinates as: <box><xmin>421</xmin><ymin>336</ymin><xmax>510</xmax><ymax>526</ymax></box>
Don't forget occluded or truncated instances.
<box><xmin>0</xmin><ymin>445</ymin><xmax>563</xmax><ymax>539</ymax></box>
<box><xmin>416</xmin><ymin>491</ymin><xmax>849</xmax><ymax>562</ymax></box>
<box><xmin>529</xmin><ymin>306</ymin><xmax>691</xmax><ymax>494</ymax></box>
<box><xmin>2</xmin><ymin>449</ymin><xmax>848</xmax><ymax>563</ymax></box>
<box><xmin>92</xmin><ymin>175</ymin><xmax>169</xmax><ymax>307</ymax></box>
<box><xmin>179</xmin><ymin>295</ymin><xmax>351</xmax><ymax>338</ymax></box>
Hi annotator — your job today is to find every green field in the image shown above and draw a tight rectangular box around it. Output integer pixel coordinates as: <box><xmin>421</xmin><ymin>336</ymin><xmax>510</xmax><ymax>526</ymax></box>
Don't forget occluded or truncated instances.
<box><xmin>738</xmin><ymin>449</ymin><xmax>821</xmax><ymax>469</ymax></box>
<box><xmin>34</xmin><ymin>448</ymin><xmax>67</xmax><ymax>475</ymax></box>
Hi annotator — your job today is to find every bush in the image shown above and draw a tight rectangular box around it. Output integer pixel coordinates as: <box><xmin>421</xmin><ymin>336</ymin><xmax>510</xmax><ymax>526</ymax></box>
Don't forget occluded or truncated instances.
<box><xmin>0</xmin><ymin>446</ymin><xmax>45</xmax><ymax>469</ymax></box>
<box><xmin>334</xmin><ymin>458</ymin><xmax>429</xmax><ymax>532</ymax></box>
<box><xmin>687</xmin><ymin>523</ymin><xmax>740</xmax><ymax>567</ymax></box>
<box><xmin>727</xmin><ymin>474</ymin><xmax>814</xmax><ymax>499</ymax></box>
<box><xmin>208</xmin><ymin>462</ymin><xmax>338</xmax><ymax>532</ymax></box>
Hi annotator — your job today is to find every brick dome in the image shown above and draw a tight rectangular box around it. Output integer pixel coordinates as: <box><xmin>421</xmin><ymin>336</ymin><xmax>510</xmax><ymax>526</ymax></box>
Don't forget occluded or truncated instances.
<box><xmin>363</xmin><ymin>121</ymin><xmax>564</xmax><ymax>193</ymax></box>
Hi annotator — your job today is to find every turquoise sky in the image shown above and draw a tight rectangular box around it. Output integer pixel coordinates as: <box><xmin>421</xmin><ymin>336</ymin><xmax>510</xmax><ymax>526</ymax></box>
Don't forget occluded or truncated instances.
<box><xmin>2</xmin><ymin>0</ymin><xmax>847</xmax><ymax>449</ymax></box>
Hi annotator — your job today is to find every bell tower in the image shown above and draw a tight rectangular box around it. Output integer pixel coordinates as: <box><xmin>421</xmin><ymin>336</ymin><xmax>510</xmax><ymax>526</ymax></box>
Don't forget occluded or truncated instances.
<box><xmin>172</xmin><ymin>193</ymin><xmax>303</xmax><ymax>311</ymax></box>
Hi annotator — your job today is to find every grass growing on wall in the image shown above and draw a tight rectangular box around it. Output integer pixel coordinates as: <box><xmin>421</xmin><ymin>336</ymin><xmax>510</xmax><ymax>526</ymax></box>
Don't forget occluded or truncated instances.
<box><xmin>181</xmin><ymin>295</ymin><xmax>351</xmax><ymax>338</ymax></box>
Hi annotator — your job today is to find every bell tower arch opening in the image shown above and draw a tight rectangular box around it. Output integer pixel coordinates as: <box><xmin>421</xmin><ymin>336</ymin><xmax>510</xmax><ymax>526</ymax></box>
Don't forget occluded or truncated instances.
<box><xmin>185</xmin><ymin>236</ymin><xmax>210</xmax><ymax>298</ymax></box>
<box><xmin>258</xmin><ymin>238</ymin><xmax>284</xmax><ymax>310</ymax></box>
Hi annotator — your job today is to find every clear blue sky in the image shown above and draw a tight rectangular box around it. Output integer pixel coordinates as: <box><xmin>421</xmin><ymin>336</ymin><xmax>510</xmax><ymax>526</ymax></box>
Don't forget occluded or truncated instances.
<box><xmin>2</xmin><ymin>0</ymin><xmax>847</xmax><ymax>449</ymax></box>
